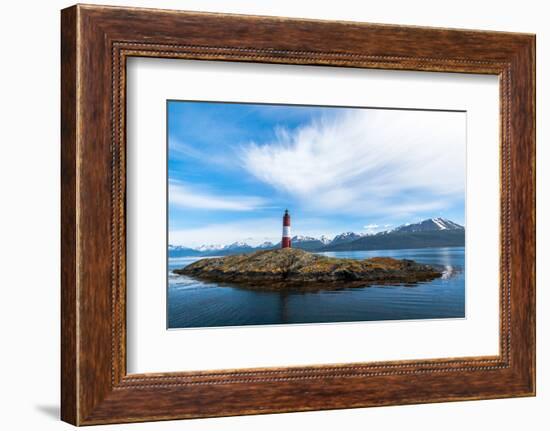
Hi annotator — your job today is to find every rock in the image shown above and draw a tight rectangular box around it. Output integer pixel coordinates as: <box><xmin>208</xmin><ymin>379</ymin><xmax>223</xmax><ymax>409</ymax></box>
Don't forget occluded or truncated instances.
<box><xmin>174</xmin><ymin>248</ymin><xmax>442</xmax><ymax>290</ymax></box>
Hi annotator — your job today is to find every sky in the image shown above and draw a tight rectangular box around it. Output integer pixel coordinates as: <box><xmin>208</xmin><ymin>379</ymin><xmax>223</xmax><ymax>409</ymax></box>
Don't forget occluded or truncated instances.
<box><xmin>168</xmin><ymin>101</ymin><xmax>466</xmax><ymax>248</ymax></box>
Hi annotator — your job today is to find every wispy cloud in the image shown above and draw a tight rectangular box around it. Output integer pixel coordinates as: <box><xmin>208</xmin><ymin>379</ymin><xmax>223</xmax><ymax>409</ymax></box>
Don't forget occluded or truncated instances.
<box><xmin>240</xmin><ymin>109</ymin><xmax>465</xmax><ymax>216</ymax></box>
<box><xmin>170</xmin><ymin>218</ymin><xmax>281</xmax><ymax>247</ymax></box>
<box><xmin>169</xmin><ymin>136</ymin><xmax>237</xmax><ymax>169</ymax></box>
<box><xmin>364</xmin><ymin>224</ymin><xmax>379</xmax><ymax>229</ymax></box>
<box><xmin>169</xmin><ymin>181</ymin><xmax>265</xmax><ymax>211</ymax></box>
<box><xmin>170</xmin><ymin>216</ymin><xmax>347</xmax><ymax>248</ymax></box>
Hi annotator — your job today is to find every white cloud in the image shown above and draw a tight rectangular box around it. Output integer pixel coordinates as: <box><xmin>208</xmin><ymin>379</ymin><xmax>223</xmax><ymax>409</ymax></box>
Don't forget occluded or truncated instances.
<box><xmin>169</xmin><ymin>137</ymin><xmax>237</xmax><ymax>169</ymax></box>
<box><xmin>240</xmin><ymin>109</ymin><xmax>465</xmax><ymax>216</ymax></box>
<box><xmin>169</xmin><ymin>181</ymin><xmax>265</xmax><ymax>211</ymax></box>
<box><xmin>170</xmin><ymin>218</ymin><xmax>281</xmax><ymax>248</ymax></box>
<box><xmin>363</xmin><ymin>224</ymin><xmax>379</xmax><ymax>229</ymax></box>
<box><xmin>170</xmin><ymin>217</ymin><xmax>345</xmax><ymax>248</ymax></box>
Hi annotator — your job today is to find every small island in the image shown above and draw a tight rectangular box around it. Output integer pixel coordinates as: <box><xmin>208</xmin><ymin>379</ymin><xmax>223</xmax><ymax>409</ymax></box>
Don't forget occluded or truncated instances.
<box><xmin>174</xmin><ymin>248</ymin><xmax>442</xmax><ymax>290</ymax></box>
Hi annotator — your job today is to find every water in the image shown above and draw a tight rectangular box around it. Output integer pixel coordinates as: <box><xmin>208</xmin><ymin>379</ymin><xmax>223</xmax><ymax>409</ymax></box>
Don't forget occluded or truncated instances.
<box><xmin>168</xmin><ymin>247</ymin><xmax>465</xmax><ymax>329</ymax></box>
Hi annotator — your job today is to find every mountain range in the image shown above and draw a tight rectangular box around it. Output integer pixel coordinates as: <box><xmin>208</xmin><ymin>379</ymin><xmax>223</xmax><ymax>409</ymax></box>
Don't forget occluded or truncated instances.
<box><xmin>169</xmin><ymin>217</ymin><xmax>464</xmax><ymax>257</ymax></box>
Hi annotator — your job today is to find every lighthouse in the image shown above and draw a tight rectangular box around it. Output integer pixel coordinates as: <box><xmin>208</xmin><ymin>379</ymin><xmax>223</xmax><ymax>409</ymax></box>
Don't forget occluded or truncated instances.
<box><xmin>282</xmin><ymin>209</ymin><xmax>291</xmax><ymax>248</ymax></box>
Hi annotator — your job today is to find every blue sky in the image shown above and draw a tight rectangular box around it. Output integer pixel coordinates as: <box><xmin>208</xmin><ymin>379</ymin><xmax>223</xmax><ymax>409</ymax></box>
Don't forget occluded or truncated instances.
<box><xmin>168</xmin><ymin>101</ymin><xmax>465</xmax><ymax>248</ymax></box>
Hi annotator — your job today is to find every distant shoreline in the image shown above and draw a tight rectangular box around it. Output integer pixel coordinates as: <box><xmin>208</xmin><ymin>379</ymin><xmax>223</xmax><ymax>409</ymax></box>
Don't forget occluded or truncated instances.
<box><xmin>169</xmin><ymin>218</ymin><xmax>465</xmax><ymax>258</ymax></box>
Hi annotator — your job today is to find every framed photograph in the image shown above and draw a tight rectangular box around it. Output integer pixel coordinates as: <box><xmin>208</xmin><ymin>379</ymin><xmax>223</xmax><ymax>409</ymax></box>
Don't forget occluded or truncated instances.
<box><xmin>61</xmin><ymin>4</ymin><xmax>535</xmax><ymax>425</ymax></box>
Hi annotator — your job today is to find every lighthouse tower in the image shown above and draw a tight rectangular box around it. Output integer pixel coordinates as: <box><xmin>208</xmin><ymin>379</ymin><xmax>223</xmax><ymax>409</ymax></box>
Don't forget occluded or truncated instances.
<box><xmin>282</xmin><ymin>209</ymin><xmax>291</xmax><ymax>249</ymax></box>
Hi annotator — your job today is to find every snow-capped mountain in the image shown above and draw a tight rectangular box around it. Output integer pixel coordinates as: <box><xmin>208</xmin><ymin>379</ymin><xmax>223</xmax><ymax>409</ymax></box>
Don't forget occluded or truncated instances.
<box><xmin>291</xmin><ymin>235</ymin><xmax>328</xmax><ymax>251</ymax></box>
<box><xmin>168</xmin><ymin>218</ymin><xmax>465</xmax><ymax>257</ymax></box>
<box><xmin>324</xmin><ymin>218</ymin><xmax>464</xmax><ymax>252</ymax></box>
<box><xmin>319</xmin><ymin>235</ymin><xmax>332</xmax><ymax>245</ymax></box>
<box><xmin>195</xmin><ymin>244</ymin><xmax>224</xmax><ymax>252</ymax></box>
<box><xmin>390</xmin><ymin>218</ymin><xmax>464</xmax><ymax>234</ymax></box>
<box><xmin>221</xmin><ymin>241</ymin><xmax>254</xmax><ymax>253</ymax></box>
<box><xmin>167</xmin><ymin>244</ymin><xmax>202</xmax><ymax>257</ymax></box>
<box><xmin>257</xmin><ymin>241</ymin><xmax>276</xmax><ymax>249</ymax></box>
<box><xmin>292</xmin><ymin>235</ymin><xmax>316</xmax><ymax>241</ymax></box>
<box><xmin>330</xmin><ymin>232</ymin><xmax>364</xmax><ymax>245</ymax></box>
<box><xmin>185</xmin><ymin>241</ymin><xmax>257</xmax><ymax>256</ymax></box>
<box><xmin>223</xmin><ymin>241</ymin><xmax>254</xmax><ymax>251</ymax></box>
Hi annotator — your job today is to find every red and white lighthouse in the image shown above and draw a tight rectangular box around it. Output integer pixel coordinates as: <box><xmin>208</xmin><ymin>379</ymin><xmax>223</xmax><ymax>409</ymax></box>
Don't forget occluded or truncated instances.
<box><xmin>282</xmin><ymin>209</ymin><xmax>291</xmax><ymax>249</ymax></box>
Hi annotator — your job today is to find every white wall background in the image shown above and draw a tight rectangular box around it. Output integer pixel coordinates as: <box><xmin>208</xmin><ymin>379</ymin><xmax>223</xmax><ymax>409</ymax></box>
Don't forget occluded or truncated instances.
<box><xmin>0</xmin><ymin>1</ymin><xmax>546</xmax><ymax>429</ymax></box>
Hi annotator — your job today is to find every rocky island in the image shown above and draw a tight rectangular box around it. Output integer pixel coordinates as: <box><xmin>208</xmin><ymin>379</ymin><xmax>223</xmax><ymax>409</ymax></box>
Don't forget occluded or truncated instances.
<box><xmin>174</xmin><ymin>248</ymin><xmax>442</xmax><ymax>290</ymax></box>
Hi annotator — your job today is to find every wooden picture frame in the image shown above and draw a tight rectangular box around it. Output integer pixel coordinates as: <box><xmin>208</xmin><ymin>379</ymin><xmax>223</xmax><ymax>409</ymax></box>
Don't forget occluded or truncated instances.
<box><xmin>61</xmin><ymin>4</ymin><xmax>535</xmax><ymax>425</ymax></box>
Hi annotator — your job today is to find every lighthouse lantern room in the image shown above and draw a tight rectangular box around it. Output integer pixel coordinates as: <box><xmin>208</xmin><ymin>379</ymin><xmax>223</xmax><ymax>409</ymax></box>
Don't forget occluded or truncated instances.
<box><xmin>282</xmin><ymin>209</ymin><xmax>291</xmax><ymax>248</ymax></box>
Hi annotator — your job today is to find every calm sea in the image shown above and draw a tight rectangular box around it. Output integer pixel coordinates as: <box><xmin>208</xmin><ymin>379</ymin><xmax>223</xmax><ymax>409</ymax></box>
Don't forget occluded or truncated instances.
<box><xmin>167</xmin><ymin>247</ymin><xmax>465</xmax><ymax>329</ymax></box>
